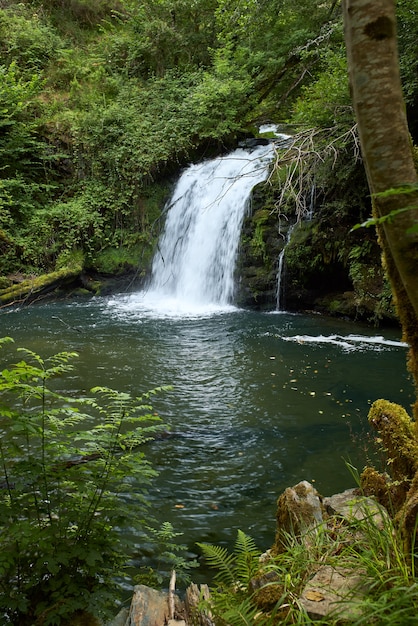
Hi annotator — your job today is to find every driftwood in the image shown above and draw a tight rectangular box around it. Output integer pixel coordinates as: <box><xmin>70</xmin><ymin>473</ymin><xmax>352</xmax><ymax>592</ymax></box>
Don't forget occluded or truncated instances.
<box><xmin>184</xmin><ymin>583</ymin><xmax>213</xmax><ymax>626</ymax></box>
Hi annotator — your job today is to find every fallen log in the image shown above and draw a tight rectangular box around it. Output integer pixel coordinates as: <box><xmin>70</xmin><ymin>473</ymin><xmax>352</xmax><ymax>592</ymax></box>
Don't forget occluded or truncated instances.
<box><xmin>0</xmin><ymin>266</ymin><xmax>83</xmax><ymax>307</ymax></box>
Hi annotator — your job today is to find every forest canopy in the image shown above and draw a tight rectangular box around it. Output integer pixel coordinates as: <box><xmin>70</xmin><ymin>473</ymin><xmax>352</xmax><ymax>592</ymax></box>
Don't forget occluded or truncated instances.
<box><xmin>0</xmin><ymin>0</ymin><xmax>417</xmax><ymax>318</ymax></box>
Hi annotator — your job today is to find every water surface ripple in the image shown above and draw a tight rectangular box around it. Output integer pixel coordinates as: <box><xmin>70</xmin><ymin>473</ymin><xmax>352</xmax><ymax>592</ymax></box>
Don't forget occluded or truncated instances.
<box><xmin>1</xmin><ymin>300</ymin><xmax>413</xmax><ymax>563</ymax></box>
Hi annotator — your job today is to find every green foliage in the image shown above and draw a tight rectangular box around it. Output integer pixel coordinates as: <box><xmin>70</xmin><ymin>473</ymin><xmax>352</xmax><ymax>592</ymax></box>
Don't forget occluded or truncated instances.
<box><xmin>189</xmin><ymin>68</ymin><xmax>252</xmax><ymax>138</ymax></box>
<box><xmin>214</xmin><ymin>0</ymin><xmax>342</xmax><ymax>120</ymax></box>
<box><xmin>70</xmin><ymin>66</ymin><xmax>248</xmax><ymax>194</ymax></box>
<box><xmin>198</xmin><ymin>530</ymin><xmax>261</xmax><ymax>590</ymax></box>
<box><xmin>0</xmin><ymin>337</ymin><xmax>171</xmax><ymax>625</ymax></box>
<box><xmin>0</xmin><ymin>5</ymin><xmax>63</xmax><ymax>72</ymax></box>
<box><xmin>91</xmin><ymin>244</ymin><xmax>143</xmax><ymax>275</ymax></box>
<box><xmin>33</xmin><ymin>0</ymin><xmax>120</xmax><ymax>38</ymax></box>
<box><xmin>397</xmin><ymin>0</ymin><xmax>418</xmax><ymax>107</ymax></box>
<box><xmin>0</xmin><ymin>61</ymin><xmax>62</xmax><ymax>272</ymax></box>
<box><xmin>101</xmin><ymin>0</ymin><xmax>218</xmax><ymax>78</ymax></box>
<box><xmin>248</xmin><ymin>210</ymin><xmax>271</xmax><ymax>262</ymax></box>
<box><xmin>136</xmin><ymin>521</ymin><xmax>198</xmax><ymax>588</ymax></box>
<box><xmin>198</xmin><ymin>514</ymin><xmax>418</xmax><ymax>625</ymax></box>
<box><xmin>0</xmin><ymin>63</ymin><xmax>45</xmax><ymax>180</ymax></box>
<box><xmin>197</xmin><ymin>531</ymin><xmax>265</xmax><ymax>625</ymax></box>
<box><xmin>291</xmin><ymin>46</ymin><xmax>353</xmax><ymax>128</ymax></box>
<box><xmin>0</xmin><ymin>0</ymin><xmax>416</xmax><ymax>294</ymax></box>
<box><xmin>351</xmin><ymin>184</ymin><xmax>418</xmax><ymax>235</ymax></box>
<box><xmin>22</xmin><ymin>198</ymin><xmax>103</xmax><ymax>268</ymax></box>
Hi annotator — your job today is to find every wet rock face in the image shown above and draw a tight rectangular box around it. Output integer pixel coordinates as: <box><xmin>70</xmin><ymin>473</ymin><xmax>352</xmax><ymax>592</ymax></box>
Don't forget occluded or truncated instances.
<box><xmin>236</xmin><ymin>196</ymin><xmax>291</xmax><ymax>309</ymax></box>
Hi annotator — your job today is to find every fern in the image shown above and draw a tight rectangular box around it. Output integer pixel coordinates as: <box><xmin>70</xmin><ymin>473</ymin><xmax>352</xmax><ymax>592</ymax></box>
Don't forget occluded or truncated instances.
<box><xmin>0</xmin><ymin>339</ymin><xmax>173</xmax><ymax>625</ymax></box>
<box><xmin>234</xmin><ymin>529</ymin><xmax>261</xmax><ymax>584</ymax></box>
<box><xmin>196</xmin><ymin>542</ymin><xmax>237</xmax><ymax>588</ymax></box>
<box><xmin>198</xmin><ymin>530</ymin><xmax>260</xmax><ymax>590</ymax></box>
<box><xmin>135</xmin><ymin>521</ymin><xmax>198</xmax><ymax>587</ymax></box>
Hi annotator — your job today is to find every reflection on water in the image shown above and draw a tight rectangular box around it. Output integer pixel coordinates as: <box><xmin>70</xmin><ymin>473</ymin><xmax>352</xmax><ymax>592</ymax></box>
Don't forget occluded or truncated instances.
<box><xmin>0</xmin><ymin>299</ymin><xmax>413</xmax><ymax>584</ymax></box>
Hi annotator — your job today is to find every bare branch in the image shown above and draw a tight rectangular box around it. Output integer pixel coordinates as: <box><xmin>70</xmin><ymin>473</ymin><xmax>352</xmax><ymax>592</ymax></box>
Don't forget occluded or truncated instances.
<box><xmin>268</xmin><ymin>124</ymin><xmax>360</xmax><ymax>223</ymax></box>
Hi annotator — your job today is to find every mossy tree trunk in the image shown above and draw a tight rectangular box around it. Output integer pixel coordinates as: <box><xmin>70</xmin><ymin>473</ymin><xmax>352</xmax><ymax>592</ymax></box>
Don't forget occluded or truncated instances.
<box><xmin>343</xmin><ymin>0</ymin><xmax>418</xmax><ymax>418</ymax></box>
<box><xmin>343</xmin><ymin>0</ymin><xmax>418</xmax><ymax>553</ymax></box>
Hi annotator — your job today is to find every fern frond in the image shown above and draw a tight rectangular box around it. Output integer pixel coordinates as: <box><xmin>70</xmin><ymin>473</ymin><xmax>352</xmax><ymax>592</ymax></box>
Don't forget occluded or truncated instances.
<box><xmin>197</xmin><ymin>542</ymin><xmax>237</xmax><ymax>587</ymax></box>
<box><xmin>234</xmin><ymin>530</ymin><xmax>261</xmax><ymax>584</ymax></box>
<box><xmin>234</xmin><ymin>529</ymin><xmax>258</xmax><ymax>555</ymax></box>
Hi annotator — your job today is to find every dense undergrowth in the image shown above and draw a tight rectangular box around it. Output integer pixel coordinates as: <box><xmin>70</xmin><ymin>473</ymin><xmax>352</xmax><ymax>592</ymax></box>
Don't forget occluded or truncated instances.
<box><xmin>198</xmin><ymin>516</ymin><xmax>418</xmax><ymax>625</ymax></box>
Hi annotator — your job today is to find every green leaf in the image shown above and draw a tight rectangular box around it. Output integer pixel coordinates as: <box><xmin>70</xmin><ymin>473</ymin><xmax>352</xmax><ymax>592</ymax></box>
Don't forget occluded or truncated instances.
<box><xmin>351</xmin><ymin>206</ymin><xmax>417</xmax><ymax>231</ymax></box>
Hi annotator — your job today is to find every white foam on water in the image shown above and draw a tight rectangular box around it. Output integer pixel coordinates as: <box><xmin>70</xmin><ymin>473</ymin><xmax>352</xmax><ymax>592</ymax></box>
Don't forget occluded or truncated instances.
<box><xmin>107</xmin><ymin>291</ymin><xmax>239</xmax><ymax>320</ymax></box>
<box><xmin>280</xmin><ymin>333</ymin><xmax>407</xmax><ymax>351</ymax></box>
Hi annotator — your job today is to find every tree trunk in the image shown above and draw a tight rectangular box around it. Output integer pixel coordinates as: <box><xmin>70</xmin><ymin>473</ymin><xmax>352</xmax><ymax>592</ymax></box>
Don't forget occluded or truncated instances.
<box><xmin>343</xmin><ymin>0</ymin><xmax>418</xmax><ymax>416</ymax></box>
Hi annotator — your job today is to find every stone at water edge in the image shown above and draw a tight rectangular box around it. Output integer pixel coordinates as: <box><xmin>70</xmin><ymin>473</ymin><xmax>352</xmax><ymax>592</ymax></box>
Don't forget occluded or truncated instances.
<box><xmin>107</xmin><ymin>608</ymin><xmax>129</xmax><ymax>626</ymax></box>
<box><xmin>125</xmin><ymin>585</ymin><xmax>169</xmax><ymax>626</ymax></box>
<box><xmin>323</xmin><ymin>488</ymin><xmax>390</xmax><ymax>529</ymax></box>
<box><xmin>274</xmin><ymin>480</ymin><xmax>324</xmax><ymax>552</ymax></box>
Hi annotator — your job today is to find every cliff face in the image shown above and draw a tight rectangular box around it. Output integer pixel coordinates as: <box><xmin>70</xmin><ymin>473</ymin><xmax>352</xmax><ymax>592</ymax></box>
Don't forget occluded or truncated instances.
<box><xmin>235</xmin><ymin>153</ymin><xmax>396</xmax><ymax>324</ymax></box>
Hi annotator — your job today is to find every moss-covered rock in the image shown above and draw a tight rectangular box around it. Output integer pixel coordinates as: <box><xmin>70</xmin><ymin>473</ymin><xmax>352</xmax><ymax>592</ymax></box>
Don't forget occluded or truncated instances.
<box><xmin>368</xmin><ymin>399</ymin><xmax>418</xmax><ymax>482</ymax></box>
<box><xmin>236</xmin><ymin>182</ymin><xmax>293</xmax><ymax>309</ymax></box>
<box><xmin>273</xmin><ymin>480</ymin><xmax>325</xmax><ymax>555</ymax></box>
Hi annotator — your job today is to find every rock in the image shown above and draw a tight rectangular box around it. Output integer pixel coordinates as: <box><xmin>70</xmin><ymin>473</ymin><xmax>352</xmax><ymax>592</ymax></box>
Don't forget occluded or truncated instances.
<box><xmin>323</xmin><ymin>488</ymin><xmax>389</xmax><ymax>529</ymax></box>
<box><xmin>299</xmin><ymin>565</ymin><xmax>371</xmax><ymax>621</ymax></box>
<box><xmin>107</xmin><ymin>608</ymin><xmax>129</xmax><ymax>626</ymax></box>
<box><xmin>112</xmin><ymin>582</ymin><xmax>214</xmax><ymax>626</ymax></box>
<box><xmin>126</xmin><ymin>585</ymin><xmax>169</xmax><ymax>626</ymax></box>
<box><xmin>274</xmin><ymin>480</ymin><xmax>324</xmax><ymax>552</ymax></box>
<box><xmin>238</xmin><ymin>138</ymin><xmax>270</xmax><ymax>149</ymax></box>
<box><xmin>250</xmin><ymin>570</ymin><xmax>283</xmax><ymax>610</ymax></box>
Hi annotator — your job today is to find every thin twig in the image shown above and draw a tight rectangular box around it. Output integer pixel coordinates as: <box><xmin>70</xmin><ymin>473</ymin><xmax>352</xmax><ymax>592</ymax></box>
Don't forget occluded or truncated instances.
<box><xmin>169</xmin><ymin>569</ymin><xmax>176</xmax><ymax>620</ymax></box>
<box><xmin>268</xmin><ymin>124</ymin><xmax>359</xmax><ymax>222</ymax></box>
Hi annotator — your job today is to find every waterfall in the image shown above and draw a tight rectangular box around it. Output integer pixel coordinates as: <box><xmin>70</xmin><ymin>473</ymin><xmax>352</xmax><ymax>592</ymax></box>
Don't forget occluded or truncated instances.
<box><xmin>276</xmin><ymin>224</ymin><xmax>295</xmax><ymax>311</ymax></box>
<box><xmin>142</xmin><ymin>144</ymin><xmax>275</xmax><ymax>314</ymax></box>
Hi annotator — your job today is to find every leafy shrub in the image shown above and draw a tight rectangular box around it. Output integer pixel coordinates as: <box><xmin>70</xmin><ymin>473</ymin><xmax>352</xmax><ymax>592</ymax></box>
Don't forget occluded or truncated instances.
<box><xmin>0</xmin><ymin>7</ymin><xmax>63</xmax><ymax>72</ymax></box>
<box><xmin>22</xmin><ymin>198</ymin><xmax>104</xmax><ymax>268</ymax></box>
<box><xmin>136</xmin><ymin>521</ymin><xmax>198</xmax><ymax>588</ymax></box>
<box><xmin>0</xmin><ymin>63</ymin><xmax>59</xmax><ymax>272</ymax></box>
<box><xmin>291</xmin><ymin>47</ymin><xmax>353</xmax><ymax>128</ymax></box>
<box><xmin>0</xmin><ymin>337</ymin><xmax>170</xmax><ymax>625</ymax></box>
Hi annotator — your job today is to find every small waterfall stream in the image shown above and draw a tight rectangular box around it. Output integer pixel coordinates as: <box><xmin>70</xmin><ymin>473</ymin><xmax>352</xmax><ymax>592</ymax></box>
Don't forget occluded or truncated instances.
<box><xmin>143</xmin><ymin>144</ymin><xmax>275</xmax><ymax>313</ymax></box>
<box><xmin>276</xmin><ymin>223</ymin><xmax>296</xmax><ymax>311</ymax></box>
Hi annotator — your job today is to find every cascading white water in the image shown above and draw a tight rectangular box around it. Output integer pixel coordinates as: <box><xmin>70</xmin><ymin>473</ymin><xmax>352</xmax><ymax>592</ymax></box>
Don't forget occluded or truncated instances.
<box><xmin>276</xmin><ymin>223</ymin><xmax>295</xmax><ymax>311</ymax></box>
<box><xmin>142</xmin><ymin>144</ymin><xmax>275</xmax><ymax>314</ymax></box>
